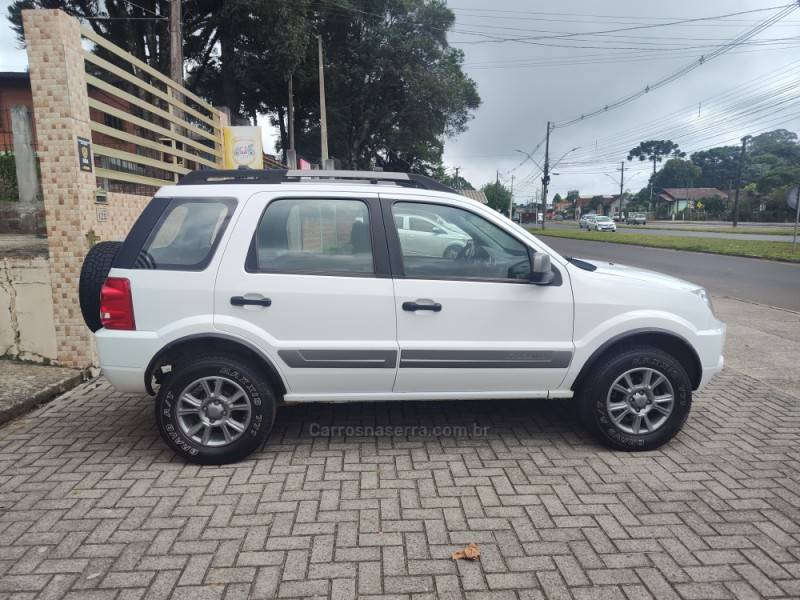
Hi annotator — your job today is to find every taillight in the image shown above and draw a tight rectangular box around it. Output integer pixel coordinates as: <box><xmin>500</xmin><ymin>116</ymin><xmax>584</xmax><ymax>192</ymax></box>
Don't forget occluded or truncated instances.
<box><xmin>100</xmin><ymin>277</ymin><xmax>135</xmax><ymax>330</ymax></box>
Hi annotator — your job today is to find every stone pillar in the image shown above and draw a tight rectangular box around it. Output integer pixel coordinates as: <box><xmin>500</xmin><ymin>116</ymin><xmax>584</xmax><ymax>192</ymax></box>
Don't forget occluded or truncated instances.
<box><xmin>10</xmin><ymin>106</ymin><xmax>42</xmax><ymax>207</ymax></box>
<box><xmin>10</xmin><ymin>106</ymin><xmax>44</xmax><ymax>234</ymax></box>
<box><xmin>23</xmin><ymin>9</ymin><xmax>95</xmax><ymax>368</ymax></box>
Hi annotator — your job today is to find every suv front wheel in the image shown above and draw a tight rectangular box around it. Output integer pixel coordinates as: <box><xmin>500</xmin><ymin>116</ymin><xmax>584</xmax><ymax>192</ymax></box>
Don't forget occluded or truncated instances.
<box><xmin>155</xmin><ymin>355</ymin><xmax>277</xmax><ymax>464</ymax></box>
<box><xmin>579</xmin><ymin>346</ymin><xmax>692</xmax><ymax>451</ymax></box>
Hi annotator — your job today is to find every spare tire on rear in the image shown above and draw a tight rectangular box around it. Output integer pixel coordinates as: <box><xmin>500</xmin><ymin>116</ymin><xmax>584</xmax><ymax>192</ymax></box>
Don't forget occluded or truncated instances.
<box><xmin>79</xmin><ymin>241</ymin><xmax>123</xmax><ymax>332</ymax></box>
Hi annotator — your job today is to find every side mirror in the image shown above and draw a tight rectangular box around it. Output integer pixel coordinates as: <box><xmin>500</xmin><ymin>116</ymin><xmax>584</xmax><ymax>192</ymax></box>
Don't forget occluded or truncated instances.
<box><xmin>431</xmin><ymin>226</ymin><xmax>445</xmax><ymax>234</ymax></box>
<box><xmin>529</xmin><ymin>253</ymin><xmax>554</xmax><ymax>285</ymax></box>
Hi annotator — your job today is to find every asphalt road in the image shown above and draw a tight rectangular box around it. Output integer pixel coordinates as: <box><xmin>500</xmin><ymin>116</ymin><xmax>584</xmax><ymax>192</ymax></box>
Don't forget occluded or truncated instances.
<box><xmin>540</xmin><ymin>235</ymin><xmax>800</xmax><ymax>312</ymax></box>
<box><xmin>545</xmin><ymin>222</ymin><xmax>796</xmax><ymax>242</ymax></box>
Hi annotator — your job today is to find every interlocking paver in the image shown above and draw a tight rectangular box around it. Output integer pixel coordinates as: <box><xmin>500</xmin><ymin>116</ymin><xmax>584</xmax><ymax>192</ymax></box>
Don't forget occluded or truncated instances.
<box><xmin>0</xmin><ymin>369</ymin><xmax>798</xmax><ymax>599</ymax></box>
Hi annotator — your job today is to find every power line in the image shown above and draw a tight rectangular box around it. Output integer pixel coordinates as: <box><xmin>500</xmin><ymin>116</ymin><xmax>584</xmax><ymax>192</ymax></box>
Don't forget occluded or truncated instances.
<box><xmin>551</xmin><ymin>3</ymin><xmax>798</xmax><ymax>128</ymax></box>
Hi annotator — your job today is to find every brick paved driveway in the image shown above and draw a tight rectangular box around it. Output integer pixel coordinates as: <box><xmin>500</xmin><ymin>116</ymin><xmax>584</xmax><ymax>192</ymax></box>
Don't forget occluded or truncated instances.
<box><xmin>1</xmin><ymin>371</ymin><xmax>798</xmax><ymax>600</ymax></box>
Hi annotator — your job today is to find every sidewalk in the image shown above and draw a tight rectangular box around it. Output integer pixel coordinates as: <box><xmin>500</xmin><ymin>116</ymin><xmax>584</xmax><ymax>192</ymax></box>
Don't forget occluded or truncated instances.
<box><xmin>0</xmin><ymin>359</ymin><xmax>84</xmax><ymax>424</ymax></box>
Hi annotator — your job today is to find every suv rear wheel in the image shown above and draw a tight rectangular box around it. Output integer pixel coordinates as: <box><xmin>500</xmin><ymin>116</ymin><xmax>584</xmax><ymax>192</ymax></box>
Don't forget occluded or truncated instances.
<box><xmin>155</xmin><ymin>355</ymin><xmax>277</xmax><ymax>464</ymax></box>
<box><xmin>579</xmin><ymin>346</ymin><xmax>691</xmax><ymax>451</ymax></box>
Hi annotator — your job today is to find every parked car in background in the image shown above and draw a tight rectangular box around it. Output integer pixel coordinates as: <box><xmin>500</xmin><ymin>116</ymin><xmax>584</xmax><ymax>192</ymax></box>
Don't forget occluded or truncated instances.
<box><xmin>589</xmin><ymin>215</ymin><xmax>617</xmax><ymax>232</ymax></box>
<box><xmin>394</xmin><ymin>212</ymin><xmax>470</xmax><ymax>259</ymax></box>
<box><xmin>628</xmin><ymin>212</ymin><xmax>647</xmax><ymax>225</ymax></box>
<box><xmin>579</xmin><ymin>214</ymin><xmax>592</xmax><ymax>229</ymax></box>
<box><xmin>612</xmin><ymin>213</ymin><xmax>625</xmax><ymax>222</ymax></box>
<box><xmin>78</xmin><ymin>169</ymin><xmax>724</xmax><ymax>464</ymax></box>
<box><xmin>554</xmin><ymin>214</ymin><xmax>564</xmax><ymax>221</ymax></box>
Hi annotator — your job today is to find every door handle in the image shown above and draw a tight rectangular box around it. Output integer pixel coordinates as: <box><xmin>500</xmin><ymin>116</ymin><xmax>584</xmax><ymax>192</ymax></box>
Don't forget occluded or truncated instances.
<box><xmin>231</xmin><ymin>296</ymin><xmax>272</xmax><ymax>307</ymax></box>
<box><xmin>402</xmin><ymin>300</ymin><xmax>442</xmax><ymax>312</ymax></box>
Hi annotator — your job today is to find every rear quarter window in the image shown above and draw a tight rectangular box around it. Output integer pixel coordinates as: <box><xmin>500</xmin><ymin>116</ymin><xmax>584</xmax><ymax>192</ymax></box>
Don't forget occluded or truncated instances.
<box><xmin>136</xmin><ymin>198</ymin><xmax>236</xmax><ymax>270</ymax></box>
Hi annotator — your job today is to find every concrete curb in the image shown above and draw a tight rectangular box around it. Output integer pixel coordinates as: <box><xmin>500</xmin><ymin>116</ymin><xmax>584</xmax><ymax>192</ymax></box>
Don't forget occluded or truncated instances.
<box><xmin>0</xmin><ymin>368</ymin><xmax>91</xmax><ymax>426</ymax></box>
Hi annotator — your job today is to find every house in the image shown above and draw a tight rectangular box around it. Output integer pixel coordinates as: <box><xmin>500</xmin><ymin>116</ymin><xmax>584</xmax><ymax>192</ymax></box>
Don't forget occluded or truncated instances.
<box><xmin>574</xmin><ymin>195</ymin><xmax>621</xmax><ymax>216</ymax></box>
<box><xmin>657</xmin><ymin>188</ymin><xmax>727</xmax><ymax>212</ymax></box>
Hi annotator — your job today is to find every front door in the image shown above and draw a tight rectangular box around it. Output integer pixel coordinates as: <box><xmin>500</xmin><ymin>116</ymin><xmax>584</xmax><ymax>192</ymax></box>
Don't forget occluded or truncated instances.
<box><xmin>215</xmin><ymin>192</ymin><xmax>398</xmax><ymax>399</ymax></box>
<box><xmin>383</xmin><ymin>196</ymin><xmax>574</xmax><ymax>396</ymax></box>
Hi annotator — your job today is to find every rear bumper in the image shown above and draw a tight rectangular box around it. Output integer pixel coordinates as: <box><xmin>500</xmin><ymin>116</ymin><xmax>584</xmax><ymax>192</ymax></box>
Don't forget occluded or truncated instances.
<box><xmin>95</xmin><ymin>328</ymin><xmax>160</xmax><ymax>394</ymax></box>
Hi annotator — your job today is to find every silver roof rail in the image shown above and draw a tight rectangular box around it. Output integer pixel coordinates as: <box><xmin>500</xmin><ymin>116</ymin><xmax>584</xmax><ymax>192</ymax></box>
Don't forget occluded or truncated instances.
<box><xmin>178</xmin><ymin>169</ymin><xmax>455</xmax><ymax>192</ymax></box>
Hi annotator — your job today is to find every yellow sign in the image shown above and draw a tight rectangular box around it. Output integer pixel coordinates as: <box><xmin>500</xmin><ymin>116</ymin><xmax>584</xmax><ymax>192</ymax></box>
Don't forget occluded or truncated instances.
<box><xmin>222</xmin><ymin>126</ymin><xmax>264</xmax><ymax>169</ymax></box>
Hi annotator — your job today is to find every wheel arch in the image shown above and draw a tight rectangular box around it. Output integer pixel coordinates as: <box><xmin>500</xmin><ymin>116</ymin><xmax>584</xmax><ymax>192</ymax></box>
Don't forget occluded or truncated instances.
<box><xmin>145</xmin><ymin>333</ymin><xmax>287</xmax><ymax>397</ymax></box>
<box><xmin>570</xmin><ymin>329</ymin><xmax>702</xmax><ymax>392</ymax></box>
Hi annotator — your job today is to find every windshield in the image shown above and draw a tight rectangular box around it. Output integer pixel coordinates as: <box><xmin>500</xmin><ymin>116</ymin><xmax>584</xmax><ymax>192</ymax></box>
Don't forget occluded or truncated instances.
<box><xmin>596</xmin><ymin>216</ymin><xmax>612</xmax><ymax>222</ymax></box>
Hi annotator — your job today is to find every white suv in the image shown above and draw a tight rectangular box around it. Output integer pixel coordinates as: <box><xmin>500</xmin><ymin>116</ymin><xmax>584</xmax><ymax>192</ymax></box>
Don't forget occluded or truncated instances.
<box><xmin>81</xmin><ymin>170</ymin><xmax>725</xmax><ymax>464</ymax></box>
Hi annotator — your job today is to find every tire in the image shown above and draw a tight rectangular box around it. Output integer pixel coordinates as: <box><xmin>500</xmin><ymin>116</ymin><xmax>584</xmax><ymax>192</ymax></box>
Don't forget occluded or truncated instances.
<box><xmin>442</xmin><ymin>244</ymin><xmax>462</xmax><ymax>260</ymax></box>
<box><xmin>155</xmin><ymin>354</ymin><xmax>277</xmax><ymax>465</ymax></box>
<box><xmin>578</xmin><ymin>345</ymin><xmax>692</xmax><ymax>451</ymax></box>
<box><xmin>79</xmin><ymin>241</ymin><xmax>123</xmax><ymax>332</ymax></box>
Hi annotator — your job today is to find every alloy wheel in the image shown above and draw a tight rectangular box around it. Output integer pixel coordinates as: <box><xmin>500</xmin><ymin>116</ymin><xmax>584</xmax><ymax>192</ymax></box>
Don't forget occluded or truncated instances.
<box><xmin>605</xmin><ymin>367</ymin><xmax>674</xmax><ymax>435</ymax></box>
<box><xmin>176</xmin><ymin>376</ymin><xmax>252</xmax><ymax>447</ymax></box>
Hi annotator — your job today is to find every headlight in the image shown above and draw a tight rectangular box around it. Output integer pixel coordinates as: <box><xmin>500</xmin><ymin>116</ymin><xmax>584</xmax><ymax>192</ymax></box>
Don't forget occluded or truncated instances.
<box><xmin>693</xmin><ymin>287</ymin><xmax>715</xmax><ymax>316</ymax></box>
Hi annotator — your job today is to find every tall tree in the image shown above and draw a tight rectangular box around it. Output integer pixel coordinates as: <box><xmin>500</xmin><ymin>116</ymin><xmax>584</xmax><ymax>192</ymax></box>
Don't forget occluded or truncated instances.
<box><xmin>691</xmin><ymin>146</ymin><xmax>740</xmax><ymax>189</ymax></box>
<box><xmin>481</xmin><ymin>181</ymin><xmax>511</xmax><ymax>213</ymax></box>
<box><xmin>628</xmin><ymin>140</ymin><xmax>685</xmax><ymax>207</ymax></box>
<box><xmin>652</xmin><ymin>158</ymin><xmax>701</xmax><ymax>190</ymax></box>
<box><xmin>287</xmin><ymin>0</ymin><xmax>479</xmax><ymax>171</ymax></box>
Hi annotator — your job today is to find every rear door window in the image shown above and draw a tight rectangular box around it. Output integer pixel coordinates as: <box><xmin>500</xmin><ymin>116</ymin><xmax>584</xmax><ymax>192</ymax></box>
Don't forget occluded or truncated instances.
<box><xmin>248</xmin><ymin>198</ymin><xmax>374</xmax><ymax>275</ymax></box>
<box><xmin>137</xmin><ymin>198</ymin><xmax>236</xmax><ymax>270</ymax></box>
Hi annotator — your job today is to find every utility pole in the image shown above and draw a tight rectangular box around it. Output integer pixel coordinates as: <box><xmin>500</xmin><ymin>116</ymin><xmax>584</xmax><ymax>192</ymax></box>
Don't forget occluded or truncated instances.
<box><xmin>732</xmin><ymin>135</ymin><xmax>750</xmax><ymax>228</ymax></box>
<box><xmin>540</xmin><ymin>121</ymin><xmax>551</xmax><ymax>230</ymax></box>
<box><xmin>286</xmin><ymin>73</ymin><xmax>296</xmax><ymax>168</ymax></box>
<box><xmin>169</xmin><ymin>0</ymin><xmax>182</xmax><ymax>84</ymax></box>
<box><xmin>618</xmin><ymin>161</ymin><xmax>625</xmax><ymax>217</ymax></box>
<box><xmin>509</xmin><ymin>174</ymin><xmax>514</xmax><ymax>219</ymax></box>
<box><xmin>318</xmin><ymin>35</ymin><xmax>329</xmax><ymax>164</ymax></box>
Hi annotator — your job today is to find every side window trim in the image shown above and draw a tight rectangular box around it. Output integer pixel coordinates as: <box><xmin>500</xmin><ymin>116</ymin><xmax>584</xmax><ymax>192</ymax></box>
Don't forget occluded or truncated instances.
<box><xmin>244</xmin><ymin>195</ymin><xmax>391</xmax><ymax>278</ymax></box>
<box><xmin>379</xmin><ymin>196</ymin><xmax>561</xmax><ymax>285</ymax></box>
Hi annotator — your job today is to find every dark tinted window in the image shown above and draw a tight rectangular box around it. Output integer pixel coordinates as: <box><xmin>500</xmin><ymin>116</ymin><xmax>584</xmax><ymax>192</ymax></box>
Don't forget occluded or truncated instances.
<box><xmin>251</xmin><ymin>198</ymin><xmax>373</xmax><ymax>274</ymax></box>
<box><xmin>138</xmin><ymin>198</ymin><xmax>235</xmax><ymax>270</ymax></box>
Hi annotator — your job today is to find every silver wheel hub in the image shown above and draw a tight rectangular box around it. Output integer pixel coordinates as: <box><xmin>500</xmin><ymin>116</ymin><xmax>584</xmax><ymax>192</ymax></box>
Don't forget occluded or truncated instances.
<box><xmin>606</xmin><ymin>367</ymin><xmax>674</xmax><ymax>435</ymax></box>
<box><xmin>176</xmin><ymin>376</ymin><xmax>252</xmax><ymax>447</ymax></box>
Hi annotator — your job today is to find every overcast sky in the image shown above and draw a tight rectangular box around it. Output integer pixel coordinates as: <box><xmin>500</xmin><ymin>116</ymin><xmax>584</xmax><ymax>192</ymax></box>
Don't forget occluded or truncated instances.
<box><xmin>2</xmin><ymin>0</ymin><xmax>799</xmax><ymax>203</ymax></box>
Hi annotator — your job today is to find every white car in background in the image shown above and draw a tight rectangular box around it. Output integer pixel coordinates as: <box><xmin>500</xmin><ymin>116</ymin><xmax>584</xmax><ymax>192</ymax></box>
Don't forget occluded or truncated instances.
<box><xmin>588</xmin><ymin>215</ymin><xmax>617</xmax><ymax>232</ymax></box>
<box><xmin>394</xmin><ymin>213</ymin><xmax>470</xmax><ymax>259</ymax></box>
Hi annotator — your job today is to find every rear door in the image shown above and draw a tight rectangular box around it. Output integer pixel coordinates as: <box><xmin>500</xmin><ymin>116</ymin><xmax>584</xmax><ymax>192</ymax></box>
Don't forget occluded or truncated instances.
<box><xmin>214</xmin><ymin>191</ymin><xmax>398</xmax><ymax>399</ymax></box>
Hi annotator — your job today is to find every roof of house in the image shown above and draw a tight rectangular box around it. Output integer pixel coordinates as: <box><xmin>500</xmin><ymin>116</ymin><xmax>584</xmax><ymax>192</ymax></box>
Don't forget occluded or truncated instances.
<box><xmin>574</xmin><ymin>195</ymin><xmax>618</xmax><ymax>208</ymax></box>
<box><xmin>658</xmin><ymin>187</ymin><xmax>727</xmax><ymax>201</ymax></box>
<box><xmin>457</xmin><ymin>189</ymin><xmax>488</xmax><ymax>204</ymax></box>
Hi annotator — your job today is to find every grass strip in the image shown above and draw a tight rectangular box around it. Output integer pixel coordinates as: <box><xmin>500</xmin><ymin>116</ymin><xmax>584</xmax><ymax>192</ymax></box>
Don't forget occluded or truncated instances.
<box><xmin>617</xmin><ymin>224</ymin><xmax>794</xmax><ymax>236</ymax></box>
<box><xmin>530</xmin><ymin>228</ymin><xmax>800</xmax><ymax>263</ymax></box>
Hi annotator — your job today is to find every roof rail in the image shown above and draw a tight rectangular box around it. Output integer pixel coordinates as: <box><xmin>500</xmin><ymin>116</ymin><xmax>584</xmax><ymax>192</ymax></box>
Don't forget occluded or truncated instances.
<box><xmin>177</xmin><ymin>168</ymin><xmax>456</xmax><ymax>193</ymax></box>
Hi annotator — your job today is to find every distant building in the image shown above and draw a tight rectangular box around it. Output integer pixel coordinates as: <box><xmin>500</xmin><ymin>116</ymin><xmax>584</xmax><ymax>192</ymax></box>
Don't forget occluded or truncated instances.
<box><xmin>574</xmin><ymin>195</ymin><xmax>621</xmax><ymax>216</ymax></box>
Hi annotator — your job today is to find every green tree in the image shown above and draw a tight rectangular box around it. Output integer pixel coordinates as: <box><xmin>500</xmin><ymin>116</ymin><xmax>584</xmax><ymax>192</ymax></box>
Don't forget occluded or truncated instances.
<box><xmin>691</xmin><ymin>146</ymin><xmax>740</xmax><ymax>189</ymax></box>
<box><xmin>8</xmin><ymin>0</ymin><xmax>313</xmax><ymax>123</ymax></box>
<box><xmin>552</xmin><ymin>193</ymin><xmax>563</xmax><ymax>205</ymax></box>
<box><xmin>287</xmin><ymin>0</ymin><xmax>479</xmax><ymax>171</ymax></box>
<box><xmin>652</xmin><ymin>158</ymin><xmax>701</xmax><ymax>190</ymax></box>
<box><xmin>481</xmin><ymin>181</ymin><xmax>512</xmax><ymax>213</ymax></box>
<box><xmin>628</xmin><ymin>140</ymin><xmax>685</xmax><ymax>207</ymax></box>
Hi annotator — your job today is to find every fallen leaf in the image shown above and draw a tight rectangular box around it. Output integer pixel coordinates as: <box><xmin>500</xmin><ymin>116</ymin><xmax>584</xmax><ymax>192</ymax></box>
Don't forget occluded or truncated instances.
<box><xmin>452</xmin><ymin>542</ymin><xmax>480</xmax><ymax>561</ymax></box>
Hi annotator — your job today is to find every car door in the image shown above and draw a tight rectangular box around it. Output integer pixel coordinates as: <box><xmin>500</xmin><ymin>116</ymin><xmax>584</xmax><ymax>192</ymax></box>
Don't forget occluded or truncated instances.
<box><xmin>214</xmin><ymin>191</ymin><xmax>398</xmax><ymax>400</ymax></box>
<box><xmin>382</xmin><ymin>194</ymin><xmax>574</xmax><ymax>396</ymax></box>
